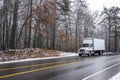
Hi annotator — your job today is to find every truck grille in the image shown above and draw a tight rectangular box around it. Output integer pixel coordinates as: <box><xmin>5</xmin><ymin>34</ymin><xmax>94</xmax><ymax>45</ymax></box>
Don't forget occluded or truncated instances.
<box><xmin>80</xmin><ymin>49</ymin><xmax>85</xmax><ymax>52</ymax></box>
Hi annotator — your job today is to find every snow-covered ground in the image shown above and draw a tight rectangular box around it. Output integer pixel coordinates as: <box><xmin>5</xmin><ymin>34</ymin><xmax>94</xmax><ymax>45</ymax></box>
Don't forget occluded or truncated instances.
<box><xmin>109</xmin><ymin>72</ymin><xmax>120</xmax><ymax>80</ymax></box>
<box><xmin>0</xmin><ymin>52</ymin><xmax>78</xmax><ymax>64</ymax></box>
<box><xmin>60</xmin><ymin>52</ymin><xmax>78</xmax><ymax>57</ymax></box>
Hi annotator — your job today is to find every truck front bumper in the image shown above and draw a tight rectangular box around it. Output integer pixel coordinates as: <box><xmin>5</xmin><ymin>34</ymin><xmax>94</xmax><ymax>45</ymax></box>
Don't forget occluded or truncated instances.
<box><xmin>79</xmin><ymin>51</ymin><xmax>89</xmax><ymax>54</ymax></box>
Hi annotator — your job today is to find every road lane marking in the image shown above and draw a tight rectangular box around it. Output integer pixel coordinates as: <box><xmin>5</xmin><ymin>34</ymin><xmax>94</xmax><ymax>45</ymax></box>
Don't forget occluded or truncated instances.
<box><xmin>0</xmin><ymin>61</ymin><xmax>79</xmax><ymax>79</ymax></box>
<box><xmin>0</xmin><ymin>59</ymin><xmax>81</xmax><ymax>72</ymax></box>
<box><xmin>82</xmin><ymin>63</ymin><xmax>120</xmax><ymax>80</ymax></box>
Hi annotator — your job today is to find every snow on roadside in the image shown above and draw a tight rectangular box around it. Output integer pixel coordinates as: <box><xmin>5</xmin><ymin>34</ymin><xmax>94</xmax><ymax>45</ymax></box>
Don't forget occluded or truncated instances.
<box><xmin>109</xmin><ymin>72</ymin><xmax>120</xmax><ymax>80</ymax></box>
<box><xmin>0</xmin><ymin>52</ymin><xmax>78</xmax><ymax>64</ymax></box>
<box><xmin>60</xmin><ymin>52</ymin><xmax>78</xmax><ymax>57</ymax></box>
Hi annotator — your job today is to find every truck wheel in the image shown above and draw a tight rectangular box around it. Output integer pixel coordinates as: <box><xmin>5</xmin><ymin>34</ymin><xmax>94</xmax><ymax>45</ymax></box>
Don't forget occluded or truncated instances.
<box><xmin>79</xmin><ymin>54</ymin><xmax>82</xmax><ymax>56</ymax></box>
<box><xmin>99</xmin><ymin>51</ymin><xmax>103</xmax><ymax>55</ymax></box>
<box><xmin>88</xmin><ymin>53</ymin><xmax>91</xmax><ymax>56</ymax></box>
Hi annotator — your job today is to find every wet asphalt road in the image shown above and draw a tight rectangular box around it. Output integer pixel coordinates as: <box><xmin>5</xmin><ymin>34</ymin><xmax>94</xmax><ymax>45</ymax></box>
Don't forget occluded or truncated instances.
<box><xmin>0</xmin><ymin>53</ymin><xmax>120</xmax><ymax>80</ymax></box>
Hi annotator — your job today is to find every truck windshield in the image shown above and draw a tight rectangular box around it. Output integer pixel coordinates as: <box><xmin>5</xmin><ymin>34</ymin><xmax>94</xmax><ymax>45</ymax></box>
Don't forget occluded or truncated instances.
<box><xmin>83</xmin><ymin>44</ymin><xmax>93</xmax><ymax>47</ymax></box>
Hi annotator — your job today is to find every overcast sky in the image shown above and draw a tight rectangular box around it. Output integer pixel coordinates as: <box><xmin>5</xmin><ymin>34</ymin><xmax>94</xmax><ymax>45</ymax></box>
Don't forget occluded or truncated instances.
<box><xmin>87</xmin><ymin>0</ymin><xmax>120</xmax><ymax>11</ymax></box>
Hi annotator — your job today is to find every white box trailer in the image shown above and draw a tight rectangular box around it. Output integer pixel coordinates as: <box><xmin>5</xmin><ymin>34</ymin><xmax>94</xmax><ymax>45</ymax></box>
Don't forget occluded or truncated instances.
<box><xmin>78</xmin><ymin>38</ymin><xmax>105</xmax><ymax>56</ymax></box>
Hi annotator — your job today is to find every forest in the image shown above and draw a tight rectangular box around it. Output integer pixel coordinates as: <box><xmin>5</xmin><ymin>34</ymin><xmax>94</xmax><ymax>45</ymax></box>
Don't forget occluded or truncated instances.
<box><xmin>0</xmin><ymin>0</ymin><xmax>120</xmax><ymax>52</ymax></box>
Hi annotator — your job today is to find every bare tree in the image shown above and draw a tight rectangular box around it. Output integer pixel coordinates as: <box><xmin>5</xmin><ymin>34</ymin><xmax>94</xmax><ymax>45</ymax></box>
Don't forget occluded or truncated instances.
<box><xmin>10</xmin><ymin>0</ymin><xmax>19</xmax><ymax>49</ymax></box>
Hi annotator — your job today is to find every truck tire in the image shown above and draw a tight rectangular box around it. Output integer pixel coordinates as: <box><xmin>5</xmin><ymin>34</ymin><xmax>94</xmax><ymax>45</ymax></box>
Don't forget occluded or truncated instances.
<box><xmin>99</xmin><ymin>51</ymin><xmax>103</xmax><ymax>55</ymax></box>
<box><xmin>79</xmin><ymin>54</ymin><xmax>82</xmax><ymax>56</ymax></box>
<box><xmin>88</xmin><ymin>53</ymin><xmax>91</xmax><ymax>56</ymax></box>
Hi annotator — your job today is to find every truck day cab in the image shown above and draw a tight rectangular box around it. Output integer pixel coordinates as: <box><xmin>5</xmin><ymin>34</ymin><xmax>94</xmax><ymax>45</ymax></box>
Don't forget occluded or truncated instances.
<box><xmin>78</xmin><ymin>38</ymin><xmax>105</xmax><ymax>56</ymax></box>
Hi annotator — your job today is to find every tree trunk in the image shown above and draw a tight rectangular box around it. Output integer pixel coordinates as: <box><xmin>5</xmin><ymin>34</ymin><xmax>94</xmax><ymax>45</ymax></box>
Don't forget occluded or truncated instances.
<box><xmin>5</xmin><ymin>0</ymin><xmax>9</xmax><ymax>50</ymax></box>
<box><xmin>108</xmin><ymin>17</ymin><xmax>111</xmax><ymax>52</ymax></box>
<box><xmin>28</xmin><ymin>0</ymin><xmax>32</xmax><ymax>48</ymax></box>
<box><xmin>52</xmin><ymin>1</ymin><xmax>56</xmax><ymax>49</ymax></box>
<box><xmin>10</xmin><ymin>0</ymin><xmax>19</xmax><ymax>49</ymax></box>
<box><xmin>33</xmin><ymin>27</ymin><xmax>37</xmax><ymax>48</ymax></box>
<box><xmin>114</xmin><ymin>18</ymin><xmax>117</xmax><ymax>52</ymax></box>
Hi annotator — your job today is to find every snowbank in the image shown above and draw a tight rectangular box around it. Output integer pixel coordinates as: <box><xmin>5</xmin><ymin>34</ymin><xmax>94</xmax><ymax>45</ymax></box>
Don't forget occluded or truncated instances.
<box><xmin>109</xmin><ymin>72</ymin><xmax>120</xmax><ymax>80</ymax></box>
<box><xmin>60</xmin><ymin>52</ymin><xmax>78</xmax><ymax>57</ymax></box>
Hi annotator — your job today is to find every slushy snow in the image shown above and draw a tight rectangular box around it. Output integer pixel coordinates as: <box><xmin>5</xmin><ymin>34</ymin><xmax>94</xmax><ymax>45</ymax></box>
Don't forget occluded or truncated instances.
<box><xmin>109</xmin><ymin>72</ymin><xmax>120</xmax><ymax>80</ymax></box>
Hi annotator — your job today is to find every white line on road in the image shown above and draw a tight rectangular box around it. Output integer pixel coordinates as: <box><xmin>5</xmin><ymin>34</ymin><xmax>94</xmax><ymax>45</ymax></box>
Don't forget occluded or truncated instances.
<box><xmin>82</xmin><ymin>63</ymin><xmax>120</xmax><ymax>80</ymax></box>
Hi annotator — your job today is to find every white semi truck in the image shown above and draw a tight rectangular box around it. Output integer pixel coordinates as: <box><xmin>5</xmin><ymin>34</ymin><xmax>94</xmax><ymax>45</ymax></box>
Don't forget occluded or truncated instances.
<box><xmin>78</xmin><ymin>38</ymin><xmax>105</xmax><ymax>56</ymax></box>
